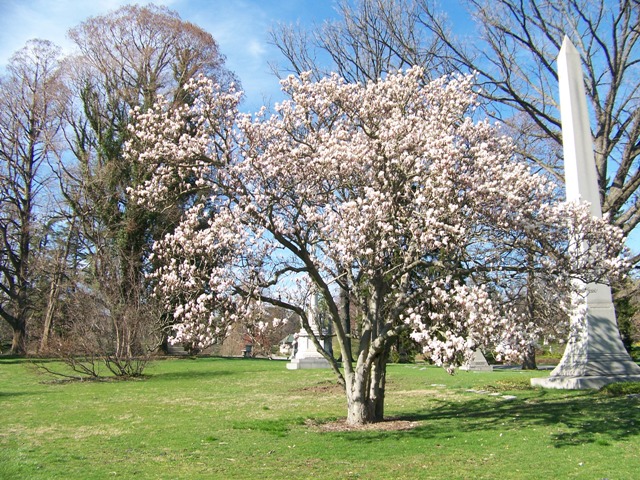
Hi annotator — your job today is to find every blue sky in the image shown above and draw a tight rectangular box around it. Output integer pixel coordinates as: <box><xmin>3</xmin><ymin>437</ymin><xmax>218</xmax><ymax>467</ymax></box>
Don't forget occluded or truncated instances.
<box><xmin>2</xmin><ymin>0</ymin><xmax>636</xmax><ymax>253</ymax></box>
<box><xmin>0</xmin><ymin>0</ymin><xmax>475</xmax><ymax>112</ymax></box>
<box><xmin>0</xmin><ymin>0</ymin><xmax>342</xmax><ymax>112</ymax></box>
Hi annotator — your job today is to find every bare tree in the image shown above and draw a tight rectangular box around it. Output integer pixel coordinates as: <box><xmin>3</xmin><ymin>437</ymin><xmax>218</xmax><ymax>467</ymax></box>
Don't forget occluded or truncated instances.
<box><xmin>34</xmin><ymin>252</ymin><xmax>164</xmax><ymax>379</ymax></box>
<box><xmin>270</xmin><ymin>0</ymin><xmax>448</xmax><ymax>83</ymax></box>
<box><xmin>0</xmin><ymin>40</ymin><xmax>66</xmax><ymax>354</ymax></box>
<box><xmin>418</xmin><ymin>0</ymin><xmax>640</xmax><ymax>258</ymax></box>
<box><xmin>59</xmin><ymin>4</ymin><xmax>237</xmax><ymax>359</ymax></box>
<box><xmin>38</xmin><ymin>213</ymin><xmax>78</xmax><ymax>351</ymax></box>
<box><xmin>509</xmin><ymin>271</ymin><xmax>569</xmax><ymax>370</ymax></box>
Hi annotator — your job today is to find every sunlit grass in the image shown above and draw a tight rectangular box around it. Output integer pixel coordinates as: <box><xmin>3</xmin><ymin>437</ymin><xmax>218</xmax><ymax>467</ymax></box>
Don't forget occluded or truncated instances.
<box><xmin>1</xmin><ymin>357</ymin><xmax>639</xmax><ymax>479</ymax></box>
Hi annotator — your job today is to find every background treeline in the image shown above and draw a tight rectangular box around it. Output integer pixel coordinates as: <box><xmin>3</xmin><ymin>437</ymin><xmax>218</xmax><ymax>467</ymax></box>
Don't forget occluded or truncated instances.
<box><xmin>1</xmin><ymin>1</ymin><xmax>639</xmax><ymax>370</ymax></box>
<box><xmin>0</xmin><ymin>5</ymin><xmax>239</xmax><ymax>365</ymax></box>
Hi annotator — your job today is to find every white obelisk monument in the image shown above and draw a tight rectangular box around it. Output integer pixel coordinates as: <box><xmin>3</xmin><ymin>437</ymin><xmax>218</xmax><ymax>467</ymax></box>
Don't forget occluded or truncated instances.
<box><xmin>287</xmin><ymin>293</ymin><xmax>331</xmax><ymax>370</ymax></box>
<box><xmin>531</xmin><ymin>37</ymin><xmax>640</xmax><ymax>389</ymax></box>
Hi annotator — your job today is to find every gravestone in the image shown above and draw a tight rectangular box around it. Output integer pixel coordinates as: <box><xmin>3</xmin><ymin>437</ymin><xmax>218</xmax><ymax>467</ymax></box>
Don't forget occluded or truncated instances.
<box><xmin>459</xmin><ymin>350</ymin><xmax>493</xmax><ymax>372</ymax></box>
<box><xmin>531</xmin><ymin>37</ymin><xmax>640</xmax><ymax>389</ymax></box>
<box><xmin>286</xmin><ymin>293</ymin><xmax>331</xmax><ymax>370</ymax></box>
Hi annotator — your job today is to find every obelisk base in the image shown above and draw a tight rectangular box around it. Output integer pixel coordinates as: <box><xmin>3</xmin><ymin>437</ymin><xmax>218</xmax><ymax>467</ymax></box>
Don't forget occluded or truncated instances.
<box><xmin>286</xmin><ymin>330</ymin><xmax>331</xmax><ymax>370</ymax></box>
<box><xmin>531</xmin><ymin>301</ymin><xmax>640</xmax><ymax>389</ymax></box>
<box><xmin>286</xmin><ymin>357</ymin><xmax>332</xmax><ymax>370</ymax></box>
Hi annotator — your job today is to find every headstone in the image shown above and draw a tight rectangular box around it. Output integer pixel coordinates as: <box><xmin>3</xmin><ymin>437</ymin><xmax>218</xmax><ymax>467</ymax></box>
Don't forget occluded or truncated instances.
<box><xmin>531</xmin><ymin>37</ymin><xmax>640</xmax><ymax>389</ymax></box>
<box><xmin>286</xmin><ymin>293</ymin><xmax>331</xmax><ymax>370</ymax></box>
<box><xmin>167</xmin><ymin>343</ymin><xmax>188</xmax><ymax>356</ymax></box>
<box><xmin>459</xmin><ymin>350</ymin><xmax>493</xmax><ymax>372</ymax></box>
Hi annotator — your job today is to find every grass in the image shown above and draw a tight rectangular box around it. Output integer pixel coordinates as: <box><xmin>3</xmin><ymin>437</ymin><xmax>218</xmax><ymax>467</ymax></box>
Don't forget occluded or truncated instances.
<box><xmin>1</xmin><ymin>357</ymin><xmax>639</xmax><ymax>479</ymax></box>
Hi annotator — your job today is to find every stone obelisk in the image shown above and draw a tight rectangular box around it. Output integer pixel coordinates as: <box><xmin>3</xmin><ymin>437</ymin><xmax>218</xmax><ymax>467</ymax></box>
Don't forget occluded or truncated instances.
<box><xmin>287</xmin><ymin>292</ymin><xmax>331</xmax><ymax>370</ymax></box>
<box><xmin>531</xmin><ymin>37</ymin><xmax>640</xmax><ymax>389</ymax></box>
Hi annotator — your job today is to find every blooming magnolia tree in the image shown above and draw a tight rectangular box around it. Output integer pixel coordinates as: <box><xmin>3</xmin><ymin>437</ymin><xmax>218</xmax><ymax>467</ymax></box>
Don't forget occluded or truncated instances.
<box><xmin>126</xmin><ymin>67</ymin><xmax>625</xmax><ymax>425</ymax></box>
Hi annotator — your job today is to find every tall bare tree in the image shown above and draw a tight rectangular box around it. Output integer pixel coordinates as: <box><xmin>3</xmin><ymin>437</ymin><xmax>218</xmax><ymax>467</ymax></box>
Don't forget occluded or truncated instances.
<box><xmin>59</xmin><ymin>4</ymin><xmax>237</xmax><ymax>358</ymax></box>
<box><xmin>38</xmin><ymin>213</ymin><xmax>78</xmax><ymax>351</ymax></box>
<box><xmin>0</xmin><ymin>40</ymin><xmax>66</xmax><ymax>354</ymax></box>
<box><xmin>421</xmin><ymin>0</ymin><xmax>640</xmax><ymax>342</ymax></box>
<box><xmin>419</xmin><ymin>0</ymin><xmax>640</xmax><ymax>258</ymax></box>
<box><xmin>271</xmin><ymin>0</ymin><xmax>448</xmax><ymax>83</ymax></box>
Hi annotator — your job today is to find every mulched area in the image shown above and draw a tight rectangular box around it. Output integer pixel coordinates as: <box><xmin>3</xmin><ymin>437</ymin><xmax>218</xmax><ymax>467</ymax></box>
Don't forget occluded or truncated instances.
<box><xmin>306</xmin><ymin>417</ymin><xmax>420</xmax><ymax>432</ymax></box>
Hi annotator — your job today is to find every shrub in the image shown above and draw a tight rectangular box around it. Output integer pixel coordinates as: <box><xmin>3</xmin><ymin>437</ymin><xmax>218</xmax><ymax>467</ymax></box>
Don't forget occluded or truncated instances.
<box><xmin>600</xmin><ymin>381</ymin><xmax>640</xmax><ymax>396</ymax></box>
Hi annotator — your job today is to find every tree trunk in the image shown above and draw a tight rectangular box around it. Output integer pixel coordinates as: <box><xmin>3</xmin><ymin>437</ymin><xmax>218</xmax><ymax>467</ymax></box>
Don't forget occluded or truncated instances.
<box><xmin>346</xmin><ymin>364</ymin><xmax>370</xmax><ymax>424</ymax></box>
<box><xmin>522</xmin><ymin>260</ymin><xmax>538</xmax><ymax>371</ymax></box>
<box><xmin>521</xmin><ymin>344</ymin><xmax>537</xmax><ymax>370</ymax></box>
<box><xmin>11</xmin><ymin>320</ymin><xmax>27</xmax><ymax>355</ymax></box>
<box><xmin>346</xmin><ymin>376</ymin><xmax>376</xmax><ymax>425</ymax></box>
<box><xmin>370</xmin><ymin>347</ymin><xmax>389</xmax><ymax>420</ymax></box>
<box><xmin>346</xmin><ymin>398</ymin><xmax>373</xmax><ymax>425</ymax></box>
<box><xmin>40</xmin><ymin>280</ymin><xmax>59</xmax><ymax>351</ymax></box>
<box><xmin>346</xmin><ymin>351</ymin><xmax>389</xmax><ymax>425</ymax></box>
<box><xmin>340</xmin><ymin>286</ymin><xmax>353</xmax><ymax>362</ymax></box>
<box><xmin>41</xmin><ymin>216</ymin><xmax>76</xmax><ymax>352</ymax></box>
<box><xmin>346</xmin><ymin>382</ymin><xmax>386</xmax><ymax>424</ymax></box>
<box><xmin>344</xmin><ymin>278</ymin><xmax>390</xmax><ymax>425</ymax></box>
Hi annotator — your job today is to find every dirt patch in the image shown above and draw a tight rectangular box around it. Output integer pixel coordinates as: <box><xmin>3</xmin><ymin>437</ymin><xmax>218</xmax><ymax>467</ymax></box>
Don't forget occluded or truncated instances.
<box><xmin>306</xmin><ymin>417</ymin><xmax>420</xmax><ymax>432</ymax></box>
<box><xmin>298</xmin><ymin>381</ymin><xmax>344</xmax><ymax>394</ymax></box>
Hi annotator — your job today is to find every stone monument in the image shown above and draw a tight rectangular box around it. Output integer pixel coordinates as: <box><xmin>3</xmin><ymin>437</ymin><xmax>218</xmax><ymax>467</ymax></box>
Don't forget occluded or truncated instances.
<box><xmin>459</xmin><ymin>350</ymin><xmax>493</xmax><ymax>372</ymax></box>
<box><xmin>286</xmin><ymin>293</ymin><xmax>331</xmax><ymax>370</ymax></box>
<box><xmin>531</xmin><ymin>37</ymin><xmax>640</xmax><ymax>389</ymax></box>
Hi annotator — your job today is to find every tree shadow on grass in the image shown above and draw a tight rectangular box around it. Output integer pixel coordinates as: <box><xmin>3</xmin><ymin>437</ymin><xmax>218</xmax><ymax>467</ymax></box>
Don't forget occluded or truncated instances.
<box><xmin>1</xmin><ymin>357</ymin><xmax>60</xmax><ymax>365</ymax></box>
<box><xmin>332</xmin><ymin>392</ymin><xmax>640</xmax><ymax>448</ymax></box>
<box><xmin>232</xmin><ymin>417</ymin><xmax>309</xmax><ymax>437</ymax></box>
<box><xmin>0</xmin><ymin>391</ymin><xmax>40</xmax><ymax>398</ymax></box>
<box><xmin>150</xmin><ymin>369</ymin><xmax>234</xmax><ymax>381</ymax></box>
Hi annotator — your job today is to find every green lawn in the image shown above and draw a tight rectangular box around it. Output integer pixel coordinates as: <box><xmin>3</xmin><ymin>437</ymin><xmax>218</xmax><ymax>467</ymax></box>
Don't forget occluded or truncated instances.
<box><xmin>1</xmin><ymin>357</ymin><xmax>639</xmax><ymax>479</ymax></box>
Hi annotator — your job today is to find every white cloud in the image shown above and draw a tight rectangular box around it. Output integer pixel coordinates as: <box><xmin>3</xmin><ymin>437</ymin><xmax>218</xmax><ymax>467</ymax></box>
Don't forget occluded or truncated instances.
<box><xmin>0</xmin><ymin>0</ymin><xmax>181</xmax><ymax>64</ymax></box>
<box><xmin>0</xmin><ymin>0</ymin><xmax>337</xmax><ymax>112</ymax></box>
<box><xmin>247</xmin><ymin>39</ymin><xmax>267</xmax><ymax>59</ymax></box>
<box><xmin>176</xmin><ymin>1</ymin><xmax>281</xmax><ymax>111</ymax></box>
